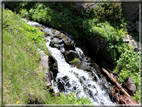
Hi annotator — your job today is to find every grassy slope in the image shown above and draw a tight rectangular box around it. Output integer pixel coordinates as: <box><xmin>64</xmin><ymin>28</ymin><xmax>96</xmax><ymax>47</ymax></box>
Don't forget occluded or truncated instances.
<box><xmin>3</xmin><ymin>8</ymin><xmax>48</xmax><ymax>104</ymax></box>
<box><xmin>3</xmin><ymin>8</ymin><xmax>93</xmax><ymax>105</ymax></box>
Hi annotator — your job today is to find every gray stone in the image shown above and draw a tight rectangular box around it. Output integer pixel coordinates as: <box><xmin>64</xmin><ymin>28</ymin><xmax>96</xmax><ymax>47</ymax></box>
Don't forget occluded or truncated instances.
<box><xmin>125</xmin><ymin>77</ymin><xmax>136</xmax><ymax>96</ymax></box>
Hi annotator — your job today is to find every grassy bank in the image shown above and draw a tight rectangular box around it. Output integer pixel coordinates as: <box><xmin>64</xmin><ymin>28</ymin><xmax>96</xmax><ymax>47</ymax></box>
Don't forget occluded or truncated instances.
<box><xmin>4</xmin><ymin>2</ymin><xmax>140</xmax><ymax>103</ymax></box>
<box><xmin>3</xmin><ymin>8</ymin><xmax>93</xmax><ymax>105</ymax></box>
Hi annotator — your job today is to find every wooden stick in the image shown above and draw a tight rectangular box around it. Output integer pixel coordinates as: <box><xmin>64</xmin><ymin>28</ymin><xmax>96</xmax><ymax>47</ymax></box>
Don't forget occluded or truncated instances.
<box><xmin>102</xmin><ymin>67</ymin><xmax>130</xmax><ymax>97</ymax></box>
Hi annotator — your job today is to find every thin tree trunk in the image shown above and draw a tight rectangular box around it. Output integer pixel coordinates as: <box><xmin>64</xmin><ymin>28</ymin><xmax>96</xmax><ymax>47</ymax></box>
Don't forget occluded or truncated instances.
<box><xmin>102</xmin><ymin>67</ymin><xmax>130</xmax><ymax>97</ymax></box>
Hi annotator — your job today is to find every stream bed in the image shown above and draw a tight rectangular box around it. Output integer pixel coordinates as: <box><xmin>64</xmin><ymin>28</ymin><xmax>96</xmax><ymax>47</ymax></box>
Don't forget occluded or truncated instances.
<box><xmin>22</xmin><ymin>18</ymin><xmax>116</xmax><ymax>105</ymax></box>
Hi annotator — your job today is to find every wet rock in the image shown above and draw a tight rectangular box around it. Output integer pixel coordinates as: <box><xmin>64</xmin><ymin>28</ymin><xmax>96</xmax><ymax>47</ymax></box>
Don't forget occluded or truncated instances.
<box><xmin>64</xmin><ymin>40</ymin><xmax>75</xmax><ymax>50</ymax></box>
<box><xmin>118</xmin><ymin>95</ymin><xmax>139</xmax><ymax>105</ymax></box>
<box><xmin>44</xmin><ymin>32</ymin><xmax>49</xmax><ymax>37</ymax></box>
<box><xmin>48</xmin><ymin>55</ymin><xmax>58</xmax><ymax>81</ymax></box>
<box><xmin>52</xmin><ymin>38</ymin><xmax>63</xmax><ymax>44</ymax></box>
<box><xmin>49</xmin><ymin>41</ymin><xmax>55</xmax><ymax>47</ymax></box>
<box><xmin>125</xmin><ymin>77</ymin><xmax>136</xmax><ymax>96</ymax></box>
<box><xmin>65</xmin><ymin>50</ymin><xmax>79</xmax><ymax>62</ymax></box>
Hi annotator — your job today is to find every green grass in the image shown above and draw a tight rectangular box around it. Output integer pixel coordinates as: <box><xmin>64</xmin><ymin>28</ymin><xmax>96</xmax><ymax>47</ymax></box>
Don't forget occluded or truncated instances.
<box><xmin>3</xmin><ymin>8</ymin><xmax>93</xmax><ymax>105</ymax></box>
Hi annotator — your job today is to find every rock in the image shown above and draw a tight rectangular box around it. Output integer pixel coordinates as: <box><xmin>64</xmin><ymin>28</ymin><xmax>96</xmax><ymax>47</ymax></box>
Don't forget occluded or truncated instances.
<box><xmin>125</xmin><ymin>77</ymin><xmax>136</xmax><ymax>96</ymax></box>
<box><xmin>48</xmin><ymin>55</ymin><xmax>58</xmax><ymax>81</ymax></box>
<box><xmin>52</xmin><ymin>38</ymin><xmax>63</xmax><ymax>44</ymax></box>
<box><xmin>38</xmin><ymin>49</ymin><xmax>51</xmax><ymax>87</ymax></box>
<box><xmin>44</xmin><ymin>32</ymin><xmax>49</xmax><ymax>37</ymax></box>
<box><xmin>64</xmin><ymin>40</ymin><xmax>75</xmax><ymax>50</ymax></box>
<box><xmin>123</xmin><ymin>34</ymin><xmax>138</xmax><ymax>50</ymax></box>
<box><xmin>121</xmin><ymin>3</ymin><xmax>139</xmax><ymax>22</ymax></box>
<box><xmin>118</xmin><ymin>95</ymin><xmax>139</xmax><ymax>105</ymax></box>
<box><xmin>52</xmin><ymin>29</ymin><xmax>57</xmax><ymax>34</ymax></box>
<box><xmin>65</xmin><ymin>50</ymin><xmax>79</xmax><ymax>62</ymax></box>
<box><xmin>37</xmin><ymin>27</ymin><xmax>43</xmax><ymax>31</ymax></box>
<box><xmin>49</xmin><ymin>41</ymin><xmax>55</xmax><ymax>47</ymax></box>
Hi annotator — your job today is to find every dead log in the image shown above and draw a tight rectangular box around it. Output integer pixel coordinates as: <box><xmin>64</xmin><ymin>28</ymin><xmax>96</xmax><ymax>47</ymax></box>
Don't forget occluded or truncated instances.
<box><xmin>102</xmin><ymin>67</ymin><xmax>130</xmax><ymax>97</ymax></box>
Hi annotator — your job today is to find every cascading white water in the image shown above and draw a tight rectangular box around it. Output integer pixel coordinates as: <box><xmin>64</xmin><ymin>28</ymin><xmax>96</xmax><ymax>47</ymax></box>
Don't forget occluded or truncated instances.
<box><xmin>24</xmin><ymin>18</ymin><xmax>115</xmax><ymax>105</ymax></box>
<box><xmin>46</xmin><ymin>36</ymin><xmax>114</xmax><ymax>105</ymax></box>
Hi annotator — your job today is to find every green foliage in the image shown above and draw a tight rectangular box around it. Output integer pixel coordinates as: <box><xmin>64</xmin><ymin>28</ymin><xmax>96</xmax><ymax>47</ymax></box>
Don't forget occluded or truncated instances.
<box><xmin>20</xmin><ymin>9</ymin><xmax>28</xmax><ymax>18</ymax></box>
<box><xmin>114</xmin><ymin>49</ymin><xmax>140</xmax><ymax>102</ymax></box>
<box><xmin>69</xmin><ymin>58</ymin><xmax>79</xmax><ymax>64</ymax></box>
<box><xmin>93</xmin><ymin>2</ymin><xmax>122</xmax><ymax>21</ymax></box>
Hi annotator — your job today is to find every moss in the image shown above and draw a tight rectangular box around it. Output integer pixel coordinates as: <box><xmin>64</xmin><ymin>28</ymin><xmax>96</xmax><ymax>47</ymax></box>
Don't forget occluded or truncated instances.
<box><xmin>44</xmin><ymin>32</ymin><xmax>49</xmax><ymax>37</ymax></box>
<box><xmin>62</xmin><ymin>34</ymin><xmax>69</xmax><ymax>40</ymax></box>
<box><xmin>52</xmin><ymin>29</ymin><xmax>56</xmax><ymax>33</ymax></box>
<box><xmin>69</xmin><ymin>58</ymin><xmax>79</xmax><ymax>64</ymax></box>
<box><xmin>85</xmin><ymin>68</ymin><xmax>92</xmax><ymax>72</ymax></box>
<box><xmin>37</xmin><ymin>27</ymin><xmax>43</xmax><ymax>31</ymax></box>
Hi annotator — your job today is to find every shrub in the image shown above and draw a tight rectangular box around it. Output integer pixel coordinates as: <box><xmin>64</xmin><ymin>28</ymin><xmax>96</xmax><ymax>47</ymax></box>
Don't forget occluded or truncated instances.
<box><xmin>114</xmin><ymin>49</ymin><xmax>140</xmax><ymax>102</ymax></box>
<box><xmin>93</xmin><ymin>2</ymin><xmax>122</xmax><ymax>21</ymax></box>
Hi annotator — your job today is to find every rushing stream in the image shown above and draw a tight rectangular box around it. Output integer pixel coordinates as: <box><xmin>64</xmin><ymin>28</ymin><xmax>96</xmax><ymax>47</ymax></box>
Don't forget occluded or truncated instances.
<box><xmin>23</xmin><ymin>18</ymin><xmax>115</xmax><ymax>105</ymax></box>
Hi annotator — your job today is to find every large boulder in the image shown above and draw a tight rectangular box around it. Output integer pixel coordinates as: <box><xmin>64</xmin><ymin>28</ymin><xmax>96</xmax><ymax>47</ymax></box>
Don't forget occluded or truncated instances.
<box><xmin>65</xmin><ymin>50</ymin><xmax>79</xmax><ymax>62</ymax></box>
<box><xmin>125</xmin><ymin>77</ymin><xmax>136</xmax><ymax>96</ymax></box>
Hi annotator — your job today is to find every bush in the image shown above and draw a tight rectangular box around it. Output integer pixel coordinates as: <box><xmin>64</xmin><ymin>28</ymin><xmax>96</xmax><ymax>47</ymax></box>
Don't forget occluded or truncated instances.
<box><xmin>93</xmin><ymin>2</ymin><xmax>122</xmax><ymax>21</ymax></box>
<box><xmin>114</xmin><ymin>49</ymin><xmax>140</xmax><ymax>102</ymax></box>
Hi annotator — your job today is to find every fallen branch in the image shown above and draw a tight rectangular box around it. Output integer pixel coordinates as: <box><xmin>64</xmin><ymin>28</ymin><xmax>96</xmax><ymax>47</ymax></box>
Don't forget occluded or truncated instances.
<box><xmin>102</xmin><ymin>67</ymin><xmax>130</xmax><ymax>97</ymax></box>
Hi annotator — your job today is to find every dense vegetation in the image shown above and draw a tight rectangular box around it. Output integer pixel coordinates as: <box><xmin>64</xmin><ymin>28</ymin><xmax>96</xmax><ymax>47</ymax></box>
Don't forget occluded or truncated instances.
<box><xmin>3</xmin><ymin>8</ymin><xmax>93</xmax><ymax>104</ymax></box>
<box><xmin>4</xmin><ymin>2</ymin><xmax>140</xmax><ymax>103</ymax></box>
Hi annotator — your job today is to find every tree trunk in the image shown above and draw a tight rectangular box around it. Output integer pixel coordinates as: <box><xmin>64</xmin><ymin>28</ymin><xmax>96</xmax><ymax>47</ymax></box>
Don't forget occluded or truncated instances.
<box><xmin>102</xmin><ymin>67</ymin><xmax>130</xmax><ymax>97</ymax></box>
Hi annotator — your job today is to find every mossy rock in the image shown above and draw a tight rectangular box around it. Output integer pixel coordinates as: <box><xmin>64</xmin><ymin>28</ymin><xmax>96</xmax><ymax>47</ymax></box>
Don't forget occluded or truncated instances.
<box><xmin>37</xmin><ymin>27</ymin><xmax>43</xmax><ymax>31</ymax></box>
<box><xmin>52</xmin><ymin>29</ymin><xmax>56</xmax><ymax>34</ymax></box>
<box><xmin>85</xmin><ymin>68</ymin><xmax>92</xmax><ymax>72</ymax></box>
<box><xmin>69</xmin><ymin>58</ymin><xmax>79</xmax><ymax>64</ymax></box>
<box><xmin>53</xmin><ymin>33</ymin><xmax>62</xmax><ymax>38</ymax></box>
<box><xmin>65</xmin><ymin>50</ymin><xmax>79</xmax><ymax>62</ymax></box>
<box><xmin>64</xmin><ymin>41</ymin><xmax>75</xmax><ymax>50</ymax></box>
<box><xmin>49</xmin><ymin>41</ymin><xmax>55</xmax><ymax>47</ymax></box>
<box><xmin>44</xmin><ymin>32</ymin><xmax>49</xmax><ymax>37</ymax></box>
<box><xmin>62</xmin><ymin>34</ymin><xmax>69</xmax><ymax>40</ymax></box>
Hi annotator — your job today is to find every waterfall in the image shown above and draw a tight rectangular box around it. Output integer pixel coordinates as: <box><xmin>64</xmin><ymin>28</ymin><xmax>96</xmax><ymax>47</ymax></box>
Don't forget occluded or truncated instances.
<box><xmin>24</xmin><ymin>18</ymin><xmax>115</xmax><ymax>105</ymax></box>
